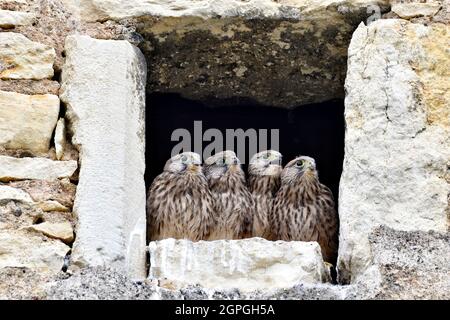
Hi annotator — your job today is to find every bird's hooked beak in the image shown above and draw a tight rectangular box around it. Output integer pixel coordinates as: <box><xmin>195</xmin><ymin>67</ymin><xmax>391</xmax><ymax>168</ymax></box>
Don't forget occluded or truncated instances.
<box><xmin>228</xmin><ymin>158</ymin><xmax>241</xmax><ymax>172</ymax></box>
<box><xmin>187</xmin><ymin>160</ymin><xmax>201</xmax><ymax>173</ymax></box>
<box><xmin>187</xmin><ymin>164</ymin><xmax>200</xmax><ymax>172</ymax></box>
<box><xmin>302</xmin><ymin>161</ymin><xmax>317</xmax><ymax>178</ymax></box>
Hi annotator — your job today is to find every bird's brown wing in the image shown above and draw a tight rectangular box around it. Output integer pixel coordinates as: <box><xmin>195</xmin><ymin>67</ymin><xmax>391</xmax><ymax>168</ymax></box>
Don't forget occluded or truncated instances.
<box><xmin>188</xmin><ymin>183</ymin><xmax>218</xmax><ymax>241</ymax></box>
<box><xmin>317</xmin><ymin>184</ymin><xmax>339</xmax><ymax>263</ymax></box>
<box><xmin>241</xmin><ymin>188</ymin><xmax>256</xmax><ymax>239</ymax></box>
<box><xmin>146</xmin><ymin>173</ymin><xmax>172</xmax><ymax>241</ymax></box>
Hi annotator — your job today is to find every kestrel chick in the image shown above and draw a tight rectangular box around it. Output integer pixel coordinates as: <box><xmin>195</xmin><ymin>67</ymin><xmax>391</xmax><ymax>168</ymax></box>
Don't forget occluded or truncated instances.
<box><xmin>272</xmin><ymin>156</ymin><xmax>338</xmax><ymax>263</ymax></box>
<box><xmin>248</xmin><ymin>150</ymin><xmax>282</xmax><ymax>239</ymax></box>
<box><xmin>146</xmin><ymin>152</ymin><xmax>216</xmax><ymax>242</ymax></box>
<box><xmin>204</xmin><ymin>150</ymin><xmax>255</xmax><ymax>240</ymax></box>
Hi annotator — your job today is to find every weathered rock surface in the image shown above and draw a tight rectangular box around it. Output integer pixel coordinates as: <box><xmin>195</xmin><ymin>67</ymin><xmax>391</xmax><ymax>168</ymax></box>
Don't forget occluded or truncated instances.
<box><xmin>338</xmin><ymin>19</ymin><xmax>450</xmax><ymax>283</ymax></box>
<box><xmin>26</xmin><ymin>221</ymin><xmax>74</xmax><ymax>244</ymax></box>
<box><xmin>7</xmin><ymin>0</ymin><xmax>139</xmax><ymax>73</ymax></box>
<box><xmin>0</xmin><ymin>187</ymin><xmax>41</xmax><ymax>229</ymax></box>
<box><xmin>54</xmin><ymin>118</ymin><xmax>66</xmax><ymax>160</ymax></box>
<box><xmin>0</xmin><ymin>0</ymin><xmax>28</xmax><ymax>9</ymax></box>
<box><xmin>384</xmin><ymin>1</ymin><xmax>449</xmax><ymax>25</ymax></box>
<box><xmin>0</xmin><ymin>90</ymin><xmax>60</xmax><ymax>154</ymax></box>
<box><xmin>0</xmin><ymin>185</ymin><xmax>34</xmax><ymax>204</ymax></box>
<box><xmin>135</xmin><ymin>0</ymin><xmax>390</xmax><ymax>107</ymax></box>
<box><xmin>47</xmin><ymin>267</ymin><xmax>166</xmax><ymax>300</ymax></box>
<box><xmin>0</xmin><ymin>156</ymin><xmax>78</xmax><ymax>181</ymax></box>
<box><xmin>0</xmin><ymin>9</ymin><xmax>34</xmax><ymax>28</ymax></box>
<box><xmin>0</xmin><ymin>267</ymin><xmax>49</xmax><ymax>300</ymax></box>
<box><xmin>0</xmin><ymin>32</ymin><xmax>55</xmax><ymax>79</ymax></box>
<box><xmin>37</xmin><ymin>200</ymin><xmax>69</xmax><ymax>212</ymax></box>
<box><xmin>8</xmin><ymin>178</ymin><xmax>76</xmax><ymax>208</ymax></box>
<box><xmin>0</xmin><ymin>229</ymin><xmax>70</xmax><ymax>274</ymax></box>
<box><xmin>139</xmin><ymin>17</ymin><xmax>352</xmax><ymax>107</ymax></box>
<box><xmin>42</xmin><ymin>227</ymin><xmax>449</xmax><ymax>300</ymax></box>
<box><xmin>0</xmin><ymin>0</ymin><xmax>448</xmax><ymax>300</ymax></box>
<box><xmin>0</xmin><ymin>79</ymin><xmax>60</xmax><ymax>95</ymax></box>
<box><xmin>391</xmin><ymin>1</ymin><xmax>442</xmax><ymax>19</ymax></box>
<box><xmin>61</xmin><ymin>0</ymin><xmax>390</xmax><ymax>21</ymax></box>
<box><xmin>58</xmin><ymin>0</ymin><xmax>391</xmax><ymax>107</ymax></box>
<box><xmin>360</xmin><ymin>226</ymin><xmax>450</xmax><ymax>299</ymax></box>
<box><xmin>0</xmin><ymin>181</ymin><xmax>74</xmax><ymax>232</ymax></box>
<box><xmin>149</xmin><ymin>238</ymin><xmax>331</xmax><ymax>292</ymax></box>
<box><xmin>60</xmin><ymin>35</ymin><xmax>147</xmax><ymax>279</ymax></box>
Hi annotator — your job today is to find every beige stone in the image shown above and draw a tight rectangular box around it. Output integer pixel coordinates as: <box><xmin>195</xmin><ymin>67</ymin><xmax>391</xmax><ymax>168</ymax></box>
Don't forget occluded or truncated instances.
<box><xmin>8</xmin><ymin>179</ymin><xmax>76</xmax><ymax>208</ymax></box>
<box><xmin>0</xmin><ymin>90</ymin><xmax>60</xmax><ymax>154</ymax></box>
<box><xmin>0</xmin><ymin>229</ymin><xmax>70</xmax><ymax>274</ymax></box>
<box><xmin>26</xmin><ymin>221</ymin><xmax>74</xmax><ymax>243</ymax></box>
<box><xmin>0</xmin><ymin>185</ymin><xmax>34</xmax><ymax>204</ymax></box>
<box><xmin>0</xmin><ymin>156</ymin><xmax>78</xmax><ymax>181</ymax></box>
<box><xmin>0</xmin><ymin>79</ymin><xmax>60</xmax><ymax>96</ymax></box>
<box><xmin>392</xmin><ymin>2</ymin><xmax>442</xmax><ymax>19</ymax></box>
<box><xmin>338</xmin><ymin>19</ymin><xmax>450</xmax><ymax>283</ymax></box>
<box><xmin>0</xmin><ymin>188</ymin><xmax>42</xmax><ymax>230</ymax></box>
<box><xmin>54</xmin><ymin>118</ymin><xmax>66</xmax><ymax>160</ymax></box>
<box><xmin>37</xmin><ymin>200</ymin><xmax>70</xmax><ymax>212</ymax></box>
<box><xmin>0</xmin><ymin>32</ymin><xmax>55</xmax><ymax>80</ymax></box>
<box><xmin>0</xmin><ymin>9</ymin><xmax>35</xmax><ymax>28</ymax></box>
<box><xmin>149</xmin><ymin>238</ymin><xmax>331</xmax><ymax>291</ymax></box>
<box><xmin>0</xmin><ymin>0</ymin><xmax>27</xmax><ymax>4</ymax></box>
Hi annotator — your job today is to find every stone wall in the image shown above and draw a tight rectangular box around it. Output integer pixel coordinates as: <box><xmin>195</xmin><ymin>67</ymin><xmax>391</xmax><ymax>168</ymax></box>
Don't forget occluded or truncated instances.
<box><xmin>0</xmin><ymin>0</ymin><xmax>146</xmax><ymax>283</ymax></box>
<box><xmin>0</xmin><ymin>0</ymin><xmax>449</xmax><ymax>299</ymax></box>
<box><xmin>4</xmin><ymin>226</ymin><xmax>447</xmax><ymax>300</ymax></box>
<box><xmin>0</xmin><ymin>1</ymin><xmax>79</xmax><ymax>283</ymax></box>
<box><xmin>84</xmin><ymin>0</ymin><xmax>392</xmax><ymax>107</ymax></box>
<box><xmin>149</xmin><ymin>238</ymin><xmax>331</xmax><ymax>292</ymax></box>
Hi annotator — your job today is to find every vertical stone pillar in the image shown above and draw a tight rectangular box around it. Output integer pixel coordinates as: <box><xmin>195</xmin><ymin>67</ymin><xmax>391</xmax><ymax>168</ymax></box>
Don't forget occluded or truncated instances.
<box><xmin>338</xmin><ymin>20</ymin><xmax>449</xmax><ymax>283</ymax></box>
<box><xmin>60</xmin><ymin>35</ymin><xmax>147</xmax><ymax>279</ymax></box>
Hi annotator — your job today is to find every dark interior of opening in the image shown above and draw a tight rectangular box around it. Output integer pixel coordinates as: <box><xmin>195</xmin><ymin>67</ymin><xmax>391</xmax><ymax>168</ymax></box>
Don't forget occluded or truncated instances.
<box><xmin>145</xmin><ymin>93</ymin><xmax>345</xmax><ymax>205</ymax></box>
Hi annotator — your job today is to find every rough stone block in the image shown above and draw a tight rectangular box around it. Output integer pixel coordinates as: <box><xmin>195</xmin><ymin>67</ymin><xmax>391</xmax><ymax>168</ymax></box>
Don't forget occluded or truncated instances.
<box><xmin>0</xmin><ymin>32</ymin><xmax>55</xmax><ymax>80</ymax></box>
<box><xmin>0</xmin><ymin>9</ymin><xmax>34</xmax><ymax>28</ymax></box>
<box><xmin>0</xmin><ymin>90</ymin><xmax>60</xmax><ymax>154</ymax></box>
<box><xmin>338</xmin><ymin>19</ymin><xmax>450</xmax><ymax>283</ymax></box>
<box><xmin>149</xmin><ymin>238</ymin><xmax>331</xmax><ymax>292</ymax></box>
<box><xmin>0</xmin><ymin>156</ymin><xmax>78</xmax><ymax>181</ymax></box>
<box><xmin>60</xmin><ymin>35</ymin><xmax>147</xmax><ymax>280</ymax></box>
<box><xmin>0</xmin><ymin>229</ymin><xmax>70</xmax><ymax>274</ymax></box>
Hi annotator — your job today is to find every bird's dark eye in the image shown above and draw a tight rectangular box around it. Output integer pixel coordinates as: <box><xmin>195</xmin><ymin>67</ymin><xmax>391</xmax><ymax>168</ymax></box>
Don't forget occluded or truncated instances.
<box><xmin>295</xmin><ymin>160</ymin><xmax>304</xmax><ymax>167</ymax></box>
<box><xmin>263</xmin><ymin>153</ymin><xmax>270</xmax><ymax>159</ymax></box>
<box><xmin>181</xmin><ymin>155</ymin><xmax>188</xmax><ymax>163</ymax></box>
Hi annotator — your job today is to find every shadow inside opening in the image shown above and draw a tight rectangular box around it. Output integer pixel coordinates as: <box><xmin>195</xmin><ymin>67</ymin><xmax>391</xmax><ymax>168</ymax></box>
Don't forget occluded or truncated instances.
<box><xmin>145</xmin><ymin>93</ymin><xmax>345</xmax><ymax>205</ymax></box>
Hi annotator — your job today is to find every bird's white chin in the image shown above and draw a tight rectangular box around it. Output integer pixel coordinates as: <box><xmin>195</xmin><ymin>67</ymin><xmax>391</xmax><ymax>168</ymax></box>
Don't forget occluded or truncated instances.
<box><xmin>263</xmin><ymin>164</ymin><xmax>282</xmax><ymax>176</ymax></box>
